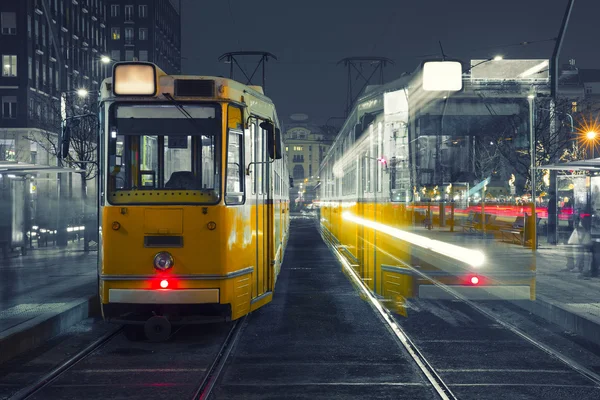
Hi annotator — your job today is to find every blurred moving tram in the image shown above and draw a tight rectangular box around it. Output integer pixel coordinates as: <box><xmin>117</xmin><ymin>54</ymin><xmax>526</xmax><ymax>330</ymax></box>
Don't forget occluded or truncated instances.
<box><xmin>317</xmin><ymin>60</ymin><xmax>536</xmax><ymax>311</ymax></box>
<box><xmin>81</xmin><ymin>62</ymin><xmax>289</xmax><ymax>340</ymax></box>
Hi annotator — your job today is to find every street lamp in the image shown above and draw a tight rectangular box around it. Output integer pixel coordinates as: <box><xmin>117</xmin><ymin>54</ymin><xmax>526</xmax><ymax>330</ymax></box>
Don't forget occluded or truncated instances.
<box><xmin>586</xmin><ymin>131</ymin><xmax>597</xmax><ymax>141</ymax></box>
<box><xmin>100</xmin><ymin>55</ymin><xmax>111</xmax><ymax>64</ymax></box>
<box><xmin>77</xmin><ymin>88</ymin><xmax>89</xmax><ymax>98</ymax></box>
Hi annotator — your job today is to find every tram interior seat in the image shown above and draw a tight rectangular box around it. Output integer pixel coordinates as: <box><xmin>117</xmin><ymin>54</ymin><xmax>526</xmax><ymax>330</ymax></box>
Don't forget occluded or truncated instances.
<box><xmin>165</xmin><ymin>171</ymin><xmax>201</xmax><ymax>190</ymax></box>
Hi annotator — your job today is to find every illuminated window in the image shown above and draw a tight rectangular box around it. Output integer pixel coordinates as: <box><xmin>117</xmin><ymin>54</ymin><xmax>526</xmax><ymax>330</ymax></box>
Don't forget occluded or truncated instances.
<box><xmin>572</xmin><ymin>101</ymin><xmax>577</xmax><ymax>113</ymax></box>
<box><xmin>2</xmin><ymin>54</ymin><xmax>17</xmax><ymax>77</ymax></box>
<box><xmin>294</xmin><ymin>145</ymin><xmax>303</xmax><ymax>151</ymax></box>
<box><xmin>111</xmin><ymin>27</ymin><xmax>120</xmax><ymax>40</ymax></box>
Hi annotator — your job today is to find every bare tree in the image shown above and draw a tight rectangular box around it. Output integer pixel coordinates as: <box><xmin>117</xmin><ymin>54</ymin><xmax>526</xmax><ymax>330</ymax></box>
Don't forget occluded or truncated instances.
<box><xmin>27</xmin><ymin>94</ymin><xmax>98</xmax><ymax>199</ymax></box>
<box><xmin>477</xmin><ymin>97</ymin><xmax>596</xmax><ymax>194</ymax></box>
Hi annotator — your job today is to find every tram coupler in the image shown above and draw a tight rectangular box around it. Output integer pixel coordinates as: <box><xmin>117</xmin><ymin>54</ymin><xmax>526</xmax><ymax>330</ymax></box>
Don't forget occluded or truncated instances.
<box><xmin>144</xmin><ymin>315</ymin><xmax>171</xmax><ymax>342</ymax></box>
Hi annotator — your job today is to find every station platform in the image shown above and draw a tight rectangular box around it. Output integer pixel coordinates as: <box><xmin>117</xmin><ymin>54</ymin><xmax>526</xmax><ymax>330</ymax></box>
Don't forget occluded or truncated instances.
<box><xmin>405</xmin><ymin>225</ymin><xmax>600</xmax><ymax>346</ymax></box>
<box><xmin>0</xmin><ymin>243</ymin><xmax>97</xmax><ymax>364</ymax></box>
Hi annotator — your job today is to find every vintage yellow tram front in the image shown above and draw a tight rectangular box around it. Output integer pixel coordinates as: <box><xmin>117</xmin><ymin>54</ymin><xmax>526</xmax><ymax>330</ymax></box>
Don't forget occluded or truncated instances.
<box><xmin>95</xmin><ymin>62</ymin><xmax>287</xmax><ymax>340</ymax></box>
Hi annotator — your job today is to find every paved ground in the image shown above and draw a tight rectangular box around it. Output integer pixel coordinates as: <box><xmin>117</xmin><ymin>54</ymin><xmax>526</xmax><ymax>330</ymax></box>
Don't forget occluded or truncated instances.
<box><xmin>0</xmin><ymin>242</ymin><xmax>97</xmax><ymax>363</ymax></box>
<box><xmin>212</xmin><ymin>215</ymin><xmax>437</xmax><ymax>399</ymax></box>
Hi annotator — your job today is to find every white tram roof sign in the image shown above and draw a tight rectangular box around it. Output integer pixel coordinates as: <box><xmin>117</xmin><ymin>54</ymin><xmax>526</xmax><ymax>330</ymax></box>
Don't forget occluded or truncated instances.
<box><xmin>470</xmin><ymin>59</ymin><xmax>549</xmax><ymax>81</ymax></box>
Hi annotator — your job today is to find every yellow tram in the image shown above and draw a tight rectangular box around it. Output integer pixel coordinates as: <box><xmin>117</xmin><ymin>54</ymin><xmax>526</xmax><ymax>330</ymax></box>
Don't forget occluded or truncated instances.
<box><xmin>89</xmin><ymin>62</ymin><xmax>289</xmax><ymax>339</ymax></box>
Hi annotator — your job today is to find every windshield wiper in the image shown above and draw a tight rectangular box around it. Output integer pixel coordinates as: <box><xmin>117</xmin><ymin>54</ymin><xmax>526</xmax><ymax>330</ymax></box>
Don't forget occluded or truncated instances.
<box><xmin>162</xmin><ymin>92</ymin><xmax>203</xmax><ymax>132</ymax></box>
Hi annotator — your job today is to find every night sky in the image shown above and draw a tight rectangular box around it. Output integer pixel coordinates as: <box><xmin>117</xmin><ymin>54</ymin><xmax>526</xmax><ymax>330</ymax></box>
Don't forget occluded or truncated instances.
<box><xmin>181</xmin><ymin>0</ymin><xmax>599</xmax><ymax>126</ymax></box>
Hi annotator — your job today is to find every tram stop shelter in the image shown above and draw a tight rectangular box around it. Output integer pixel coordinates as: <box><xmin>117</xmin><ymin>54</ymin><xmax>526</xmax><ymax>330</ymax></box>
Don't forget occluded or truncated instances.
<box><xmin>0</xmin><ymin>161</ymin><xmax>82</xmax><ymax>258</ymax></box>
<box><xmin>542</xmin><ymin>158</ymin><xmax>600</xmax><ymax>275</ymax></box>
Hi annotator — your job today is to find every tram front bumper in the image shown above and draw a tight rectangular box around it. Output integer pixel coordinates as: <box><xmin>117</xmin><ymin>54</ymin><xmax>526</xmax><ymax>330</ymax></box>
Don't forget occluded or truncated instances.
<box><xmin>418</xmin><ymin>285</ymin><xmax>532</xmax><ymax>301</ymax></box>
<box><xmin>109</xmin><ymin>288</ymin><xmax>220</xmax><ymax>304</ymax></box>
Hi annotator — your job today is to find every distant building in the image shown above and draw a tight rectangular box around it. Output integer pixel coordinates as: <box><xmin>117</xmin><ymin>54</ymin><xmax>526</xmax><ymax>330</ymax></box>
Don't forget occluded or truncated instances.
<box><xmin>283</xmin><ymin>114</ymin><xmax>335</xmax><ymax>204</ymax></box>
<box><xmin>105</xmin><ymin>0</ymin><xmax>181</xmax><ymax>74</ymax></box>
<box><xmin>0</xmin><ymin>0</ymin><xmax>108</xmax><ymax>164</ymax></box>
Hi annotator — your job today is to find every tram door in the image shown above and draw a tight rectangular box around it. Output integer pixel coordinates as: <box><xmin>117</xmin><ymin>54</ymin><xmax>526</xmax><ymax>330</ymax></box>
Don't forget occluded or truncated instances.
<box><xmin>254</xmin><ymin>123</ymin><xmax>268</xmax><ymax>297</ymax></box>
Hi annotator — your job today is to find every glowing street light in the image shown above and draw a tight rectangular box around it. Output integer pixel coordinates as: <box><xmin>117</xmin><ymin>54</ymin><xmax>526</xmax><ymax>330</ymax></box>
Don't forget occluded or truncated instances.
<box><xmin>77</xmin><ymin>88</ymin><xmax>89</xmax><ymax>98</ymax></box>
<box><xmin>100</xmin><ymin>55</ymin><xmax>111</xmax><ymax>64</ymax></box>
<box><xmin>493</xmin><ymin>55</ymin><xmax>503</xmax><ymax>61</ymax></box>
<box><xmin>586</xmin><ymin>131</ymin><xmax>598</xmax><ymax>141</ymax></box>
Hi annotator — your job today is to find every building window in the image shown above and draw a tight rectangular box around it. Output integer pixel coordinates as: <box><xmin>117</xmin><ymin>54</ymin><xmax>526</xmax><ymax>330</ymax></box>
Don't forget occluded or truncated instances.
<box><xmin>139</xmin><ymin>27</ymin><xmax>147</xmax><ymax>40</ymax></box>
<box><xmin>586</xmin><ymin>87</ymin><xmax>592</xmax><ymax>94</ymax></box>
<box><xmin>125</xmin><ymin>50</ymin><xmax>134</xmax><ymax>61</ymax></box>
<box><xmin>138</xmin><ymin>50</ymin><xmax>148</xmax><ymax>61</ymax></box>
<box><xmin>1</xmin><ymin>12</ymin><xmax>16</xmax><ymax>35</ymax></box>
<box><xmin>42</xmin><ymin>63</ymin><xmax>46</xmax><ymax>85</ymax></box>
<box><xmin>28</xmin><ymin>15</ymin><xmax>31</xmax><ymax>37</ymax></box>
<box><xmin>2</xmin><ymin>96</ymin><xmax>17</xmax><ymax>119</ymax></box>
<box><xmin>111</xmin><ymin>50</ymin><xmax>121</xmax><ymax>61</ymax></box>
<box><xmin>111</xmin><ymin>27</ymin><xmax>120</xmax><ymax>40</ymax></box>
<box><xmin>35</xmin><ymin>60</ymin><xmax>39</xmax><ymax>87</ymax></box>
<box><xmin>124</xmin><ymin>27</ymin><xmax>133</xmax><ymax>42</ymax></box>
<box><xmin>293</xmin><ymin>145</ymin><xmax>303</xmax><ymax>151</ymax></box>
<box><xmin>139</xmin><ymin>5</ymin><xmax>147</xmax><ymax>18</ymax></box>
<box><xmin>572</xmin><ymin>101</ymin><xmax>577</xmax><ymax>113</ymax></box>
<box><xmin>293</xmin><ymin>165</ymin><xmax>304</xmax><ymax>180</ymax></box>
<box><xmin>2</xmin><ymin>55</ymin><xmax>17</xmax><ymax>77</ymax></box>
<box><xmin>110</xmin><ymin>4</ymin><xmax>119</xmax><ymax>17</ymax></box>
<box><xmin>28</xmin><ymin>57</ymin><xmax>32</xmax><ymax>79</ymax></box>
<box><xmin>125</xmin><ymin>5</ymin><xmax>133</xmax><ymax>21</ymax></box>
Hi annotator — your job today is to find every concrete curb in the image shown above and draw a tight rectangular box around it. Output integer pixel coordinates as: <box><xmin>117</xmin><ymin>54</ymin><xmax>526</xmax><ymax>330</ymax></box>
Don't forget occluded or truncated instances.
<box><xmin>514</xmin><ymin>296</ymin><xmax>600</xmax><ymax>347</ymax></box>
<box><xmin>0</xmin><ymin>295</ymin><xmax>99</xmax><ymax>364</ymax></box>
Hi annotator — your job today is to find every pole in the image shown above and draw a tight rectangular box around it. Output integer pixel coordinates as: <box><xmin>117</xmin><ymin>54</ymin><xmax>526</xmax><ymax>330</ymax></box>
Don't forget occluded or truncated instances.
<box><xmin>529</xmin><ymin>96</ymin><xmax>537</xmax><ymax>251</ymax></box>
<box><xmin>550</xmin><ymin>0</ymin><xmax>576</xmax><ymax>99</ymax></box>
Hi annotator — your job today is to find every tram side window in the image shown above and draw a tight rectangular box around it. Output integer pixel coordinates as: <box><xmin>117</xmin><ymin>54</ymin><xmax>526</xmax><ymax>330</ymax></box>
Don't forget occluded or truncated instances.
<box><xmin>226</xmin><ymin>105</ymin><xmax>244</xmax><ymax>205</ymax></box>
<box><xmin>226</xmin><ymin>131</ymin><xmax>244</xmax><ymax>204</ymax></box>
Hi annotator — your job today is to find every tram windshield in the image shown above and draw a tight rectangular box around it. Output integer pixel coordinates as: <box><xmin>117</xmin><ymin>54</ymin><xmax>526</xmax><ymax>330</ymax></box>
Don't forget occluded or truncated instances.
<box><xmin>107</xmin><ymin>103</ymin><xmax>221</xmax><ymax>204</ymax></box>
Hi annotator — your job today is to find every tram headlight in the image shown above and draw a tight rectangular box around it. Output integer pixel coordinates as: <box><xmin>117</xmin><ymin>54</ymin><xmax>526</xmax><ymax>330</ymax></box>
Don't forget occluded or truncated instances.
<box><xmin>153</xmin><ymin>252</ymin><xmax>174</xmax><ymax>271</ymax></box>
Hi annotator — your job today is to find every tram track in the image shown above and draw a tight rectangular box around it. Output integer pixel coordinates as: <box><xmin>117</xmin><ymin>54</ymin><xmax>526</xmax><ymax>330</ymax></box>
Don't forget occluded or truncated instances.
<box><xmin>6</xmin><ymin>320</ymin><xmax>240</xmax><ymax>400</ymax></box>
<box><xmin>9</xmin><ymin>326</ymin><xmax>124</xmax><ymax>400</ymax></box>
<box><xmin>321</xmin><ymin>225</ymin><xmax>458</xmax><ymax>400</ymax></box>
<box><xmin>319</xmin><ymin>215</ymin><xmax>600</xmax><ymax>399</ymax></box>
<box><xmin>191</xmin><ymin>316</ymin><xmax>247</xmax><ymax>400</ymax></box>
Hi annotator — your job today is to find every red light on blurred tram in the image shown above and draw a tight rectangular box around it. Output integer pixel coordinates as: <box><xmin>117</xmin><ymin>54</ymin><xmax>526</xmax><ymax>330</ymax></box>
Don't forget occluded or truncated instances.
<box><xmin>470</xmin><ymin>276</ymin><xmax>479</xmax><ymax>285</ymax></box>
<box><xmin>160</xmin><ymin>279</ymin><xmax>169</xmax><ymax>289</ymax></box>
